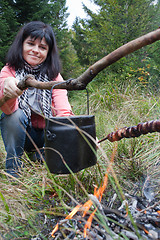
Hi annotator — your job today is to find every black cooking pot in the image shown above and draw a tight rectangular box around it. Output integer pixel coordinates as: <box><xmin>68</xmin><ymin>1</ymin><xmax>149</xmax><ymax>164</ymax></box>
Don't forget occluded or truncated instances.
<box><xmin>45</xmin><ymin>115</ymin><xmax>97</xmax><ymax>174</ymax></box>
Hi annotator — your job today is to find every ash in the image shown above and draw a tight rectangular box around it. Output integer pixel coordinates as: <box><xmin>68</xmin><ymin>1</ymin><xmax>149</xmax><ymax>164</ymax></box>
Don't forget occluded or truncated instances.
<box><xmin>50</xmin><ymin>178</ymin><xmax>160</xmax><ymax>240</ymax></box>
<box><xmin>49</xmin><ymin>196</ymin><xmax>160</xmax><ymax>240</ymax></box>
<box><xmin>30</xmin><ymin>176</ymin><xmax>160</xmax><ymax>240</ymax></box>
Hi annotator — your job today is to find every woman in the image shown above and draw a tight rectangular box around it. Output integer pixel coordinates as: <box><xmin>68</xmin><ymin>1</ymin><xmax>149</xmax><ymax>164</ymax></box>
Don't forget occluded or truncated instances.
<box><xmin>0</xmin><ymin>21</ymin><xmax>73</xmax><ymax>177</ymax></box>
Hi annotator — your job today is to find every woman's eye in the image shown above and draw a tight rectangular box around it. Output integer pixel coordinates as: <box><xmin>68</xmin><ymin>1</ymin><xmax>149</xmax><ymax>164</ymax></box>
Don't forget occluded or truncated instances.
<box><xmin>27</xmin><ymin>42</ymin><xmax>34</xmax><ymax>46</ymax></box>
<box><xmin>40</xmin><ymin>46</ymin><xmax>47</xmax><ymax>50</ymax></box>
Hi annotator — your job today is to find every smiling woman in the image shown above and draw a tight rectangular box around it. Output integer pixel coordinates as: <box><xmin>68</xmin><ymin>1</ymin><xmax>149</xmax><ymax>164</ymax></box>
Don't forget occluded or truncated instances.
<box><xmin>0</xmin><ymin>21</ymin><xmax>73</xmax><ymax>177</ymax></box>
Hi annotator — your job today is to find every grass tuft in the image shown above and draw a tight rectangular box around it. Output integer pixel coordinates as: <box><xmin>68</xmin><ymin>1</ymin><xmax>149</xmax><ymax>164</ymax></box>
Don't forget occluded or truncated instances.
<box><xmin>0</xmin><ymin>82</ymin><xmax>160</xmax><ymax>238</ymax></box>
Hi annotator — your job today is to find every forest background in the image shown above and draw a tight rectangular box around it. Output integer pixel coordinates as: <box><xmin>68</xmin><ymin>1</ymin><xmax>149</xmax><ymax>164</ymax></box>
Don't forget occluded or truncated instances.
<box><xmin>0</xmin><ymin>0</ymin><xmax>160</xmax><ymax>239</ymax></box>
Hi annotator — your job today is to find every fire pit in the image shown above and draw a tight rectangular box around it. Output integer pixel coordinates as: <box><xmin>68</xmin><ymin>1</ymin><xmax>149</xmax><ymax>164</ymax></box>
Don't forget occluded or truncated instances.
<box><xmin>51</xmin><ymin>186</ymin><xmax>160</xmax><ymax>240</ymax></box>
<box><xmin>51</xmin><ymin>145</ymin><xmax>160</xmax><ymax>240</ymax></box>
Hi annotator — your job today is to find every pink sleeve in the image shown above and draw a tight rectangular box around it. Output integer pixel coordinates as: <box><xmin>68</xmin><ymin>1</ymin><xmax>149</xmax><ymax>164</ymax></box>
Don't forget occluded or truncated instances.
<box><xmin>0</xmin><ymin>66</ymin><xmax>18</xmax><ymax>114</ymax></box>
<box><xmin>51</xmin><ymin>74</ymin><xmax>74</xmax><ymax>117</ymax></box>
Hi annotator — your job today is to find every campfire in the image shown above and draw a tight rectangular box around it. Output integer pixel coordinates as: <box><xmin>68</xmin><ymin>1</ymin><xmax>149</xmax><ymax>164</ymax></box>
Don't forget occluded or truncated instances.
<box><xmin>51</xmin><ymin>193</ymin><xmax>160</xmax><ymax>239</ymax></box>
<box><xmin>50</xmin><ymin>122</ymin><xmax>160</xmax><ymax>239</ymax></box>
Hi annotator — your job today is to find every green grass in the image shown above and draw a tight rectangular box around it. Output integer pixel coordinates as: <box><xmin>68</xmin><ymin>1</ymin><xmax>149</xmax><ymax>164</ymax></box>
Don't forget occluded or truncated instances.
<box><xmin>0</xmin><ymin>81</ymin><xmax>160</xmax><ymax>239</ymax></box>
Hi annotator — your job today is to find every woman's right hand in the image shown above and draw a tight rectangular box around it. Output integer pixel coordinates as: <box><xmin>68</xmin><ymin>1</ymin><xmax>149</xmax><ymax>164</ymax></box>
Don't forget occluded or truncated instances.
<box><xmin>3</xmin><ymin>77</ymin><xmax>23</xmax><ymax>99</ymax></box>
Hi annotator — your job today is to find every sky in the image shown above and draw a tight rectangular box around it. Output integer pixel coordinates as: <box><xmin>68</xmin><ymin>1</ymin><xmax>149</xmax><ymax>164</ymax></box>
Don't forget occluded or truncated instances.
<box><xmin>66</xmin><ymin>0</ymin><xmax>99</xmax><ymax>27</ymax></box>
<box><xmin>66</xmin><ymin>0</ymin><xmax>158</xmax><ymax>27</ymax></box>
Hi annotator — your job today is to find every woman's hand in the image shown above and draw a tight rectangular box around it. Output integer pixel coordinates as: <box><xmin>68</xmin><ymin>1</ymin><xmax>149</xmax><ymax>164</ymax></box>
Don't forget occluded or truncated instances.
<box><xmin>3</xmin><ymin>77</ymin><xmax>23</xmax><ymax>99</ymax></box>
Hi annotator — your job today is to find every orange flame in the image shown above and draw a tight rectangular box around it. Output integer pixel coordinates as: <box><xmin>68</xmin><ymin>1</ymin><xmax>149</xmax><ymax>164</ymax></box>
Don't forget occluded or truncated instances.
<box><xmin>84</xmin><ymin>209</ymin><xmax>97</xmax><ymax>238</ymax></box>
<box><xmin>51</xmin><ymin>205</ymin><xmax>82</xmax><ymax>237</ymax></box>
<box><xmin>51</xmin><ymin>145</ymin><xmax>117</xmax><ymax>238</ymax></box>
<box><xmin>143</xmin><ymin>227</ymin><xmax>149</xmax><ymax>234</ymax></box>
<box><xmin>81</xmin><ymin>169</ymin><xmax>110</xmax><ymax>237</ymax></box>
<box><xmin>82</xmin><ymin>200</ymin><xmax>93</xmax><ymax>217</ymax></box>
<box><xmin>51</xmin><ymin>223</ymin><xmax>59</xmax><ymax>237</ymax></box>
<box><xmin>66</xmin><ymin>204</ymin><xmax>82</xmax><ymax>219</ymax></box>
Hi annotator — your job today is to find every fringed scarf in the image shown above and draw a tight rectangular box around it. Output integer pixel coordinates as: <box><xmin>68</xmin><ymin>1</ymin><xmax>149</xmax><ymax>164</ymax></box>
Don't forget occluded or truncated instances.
<box><xmin>16</xmin><ymin>62</ymin><xmax>52</xmax><ymax>119</ymax></box>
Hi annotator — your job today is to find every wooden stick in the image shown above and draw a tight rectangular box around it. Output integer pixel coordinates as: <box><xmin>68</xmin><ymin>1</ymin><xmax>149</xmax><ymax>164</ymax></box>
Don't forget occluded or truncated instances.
<box><xmin>0</xmin><ymin>28</ymin><xmax>160</xmax><ymax>107</ymax></box>
<box><xmin>98</xmin><ymin>119</ymin><xmax>160</xmax><ymax>143</ymax></box>
<box><xmin>19</xmin><ymin>28</ymin><xmax>160</xmax><ymax>91</ymax></box>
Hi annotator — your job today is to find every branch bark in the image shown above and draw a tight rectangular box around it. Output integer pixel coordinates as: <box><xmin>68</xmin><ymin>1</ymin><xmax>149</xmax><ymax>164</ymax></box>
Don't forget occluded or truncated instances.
<box><xmin>0</xmin><ymin>28</ymin><xmax>160</xmax><ymax>108</ymax></box>
<box><xmin>98</xmin><ymin>119</ymin><xmax>160</xmax><ymax>143</ymax></box>
<box><xmin>18</xmin><ymin>28</ymin><xmax>160</xmax><ymax>91</ymax></box>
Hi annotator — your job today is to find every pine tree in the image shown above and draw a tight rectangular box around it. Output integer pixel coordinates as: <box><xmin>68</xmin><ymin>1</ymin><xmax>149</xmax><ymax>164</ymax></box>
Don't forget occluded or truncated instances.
<box><xmin>72</xmin><ymin>0</ymin><xmax>159</xmax><ymax>75</ymax></box>
<box><xmin>0</xmin><ymin>0</ymin><xmax>18</xmax><ymax>68</ymax></box>
<box><xmin>0</xmin><ymin>0</ymin><xmax>81</xmax><ymax>79</ymax></box>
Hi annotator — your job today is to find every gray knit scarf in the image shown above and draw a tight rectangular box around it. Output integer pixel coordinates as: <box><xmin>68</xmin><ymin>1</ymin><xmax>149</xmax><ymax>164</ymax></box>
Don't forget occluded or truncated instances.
<box><xmin>16</xmin><ymin>62</ymin><xmax>52</xmax><ymax>119</ymax></box>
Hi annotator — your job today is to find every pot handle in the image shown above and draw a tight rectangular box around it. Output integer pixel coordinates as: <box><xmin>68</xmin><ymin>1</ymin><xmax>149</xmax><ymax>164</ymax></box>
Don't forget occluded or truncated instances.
<box><xmin>46</xmin><ymin>130</ymin><xmax>56</xmax><ymax>141</ymax></box>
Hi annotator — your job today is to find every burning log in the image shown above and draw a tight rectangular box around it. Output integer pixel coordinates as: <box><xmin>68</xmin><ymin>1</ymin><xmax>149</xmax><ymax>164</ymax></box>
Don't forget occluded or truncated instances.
<box><xmin>98</xmin><ymin>119</ymin><xmax>160</xmax><ymax>143</ymax></box>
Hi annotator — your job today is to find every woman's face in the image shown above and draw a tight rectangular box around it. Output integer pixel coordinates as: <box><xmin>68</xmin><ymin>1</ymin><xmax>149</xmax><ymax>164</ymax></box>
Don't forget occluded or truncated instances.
<box><xmin>22</xmin><ymin>36</ymin><xmax>49</xmax><ymax>66</ymax></box>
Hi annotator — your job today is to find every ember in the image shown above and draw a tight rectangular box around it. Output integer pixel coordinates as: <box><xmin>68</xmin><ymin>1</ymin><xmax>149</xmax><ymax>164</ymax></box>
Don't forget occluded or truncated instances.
<box><xmin>51</xmin><ymin>192</ymin><xmax>160</xmax><ymax>239</ymax></box>
<box><xmin>51</xmin><ymin>146</ymin><xmax>160</xmax><ymax>239</ymax></box>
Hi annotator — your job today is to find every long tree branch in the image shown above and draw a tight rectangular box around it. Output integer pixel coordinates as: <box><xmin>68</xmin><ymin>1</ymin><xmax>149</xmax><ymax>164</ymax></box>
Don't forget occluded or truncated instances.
<box><xmin>1</xmin><ymin>28</ymin><xmax>160</xmax><ymax>108</ymax></box>
<box><xmin>18</xmin><ymin>28</ymin><xmax>160</xmax><ymax>91</ymax></box>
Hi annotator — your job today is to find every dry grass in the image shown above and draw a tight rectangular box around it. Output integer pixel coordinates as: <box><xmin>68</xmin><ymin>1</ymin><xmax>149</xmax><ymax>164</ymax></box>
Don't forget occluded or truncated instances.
<box><xmin>0</xmin><ymin>83</ymin><xmax>160</xmax><ymax>239</ymax></box>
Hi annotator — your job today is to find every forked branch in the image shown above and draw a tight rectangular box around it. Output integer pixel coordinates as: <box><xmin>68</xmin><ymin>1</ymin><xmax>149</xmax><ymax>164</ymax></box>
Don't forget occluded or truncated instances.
<box><xmin>18</xmin><ymin>28</ymin><xmax>160</xmax><ymax>91</ymax></box>
<box><xmin>0</xmin><ymin>28</ymin><xmax>160</xmax><ymax>108</ymax></box>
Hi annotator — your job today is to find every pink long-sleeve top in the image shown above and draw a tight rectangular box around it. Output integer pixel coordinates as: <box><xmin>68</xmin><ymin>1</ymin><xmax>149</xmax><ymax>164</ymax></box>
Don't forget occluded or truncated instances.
<box><xmin>0</xmin><ymin>65</ymin><xmax>73</xmax><ymax>127</ymax></box>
